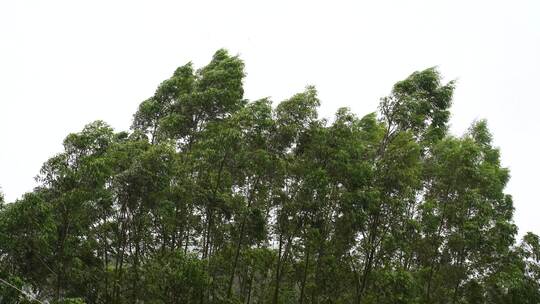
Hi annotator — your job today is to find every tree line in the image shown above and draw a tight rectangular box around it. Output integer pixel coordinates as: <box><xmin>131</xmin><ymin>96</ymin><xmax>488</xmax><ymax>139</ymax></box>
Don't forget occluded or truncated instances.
<box><xmin>1</xmin><ymin>49</ymin><xmax>539</xmax><ymax>303</ymax></box>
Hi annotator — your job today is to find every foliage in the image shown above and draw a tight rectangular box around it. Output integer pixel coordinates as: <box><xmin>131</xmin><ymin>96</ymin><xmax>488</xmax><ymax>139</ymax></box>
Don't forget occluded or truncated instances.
<box><xmin>0</xmin><ymin>50</ymin><xmax>537</xmax><ymax>303</ymax></box>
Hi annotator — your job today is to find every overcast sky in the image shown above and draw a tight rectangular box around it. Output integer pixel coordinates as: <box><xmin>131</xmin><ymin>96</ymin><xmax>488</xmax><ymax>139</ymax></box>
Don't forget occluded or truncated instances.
<box><xmin>1</xmin><ymin>1</ymin><xmax>539</xmax><ymax>236</ymax></box>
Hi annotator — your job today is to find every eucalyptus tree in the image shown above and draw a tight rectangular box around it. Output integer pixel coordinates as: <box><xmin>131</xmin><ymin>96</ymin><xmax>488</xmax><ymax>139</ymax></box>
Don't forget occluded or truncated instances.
<box><xmin>0</xmin><ymin>191</ymin><xmax>55</xmax><ymax>302</ymax></box>
<box><xmin>342</xmin><ymin>68</ymin><xmax>454</xmax><ymax>304</ymax></box>
<box><xmin>223</xmin><ymin>98</ymin><xmax>276</xmax><ymax>301</ymax></box>
<box><xmin>269</xmin><ymin>86</ymin><xmax>322</xmax><ymax>304</ymax></box>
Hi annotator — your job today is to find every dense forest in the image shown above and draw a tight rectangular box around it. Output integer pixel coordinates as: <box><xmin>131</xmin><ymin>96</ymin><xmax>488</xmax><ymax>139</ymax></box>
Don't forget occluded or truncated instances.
<box><xmin>1</xmin><ymin>49</ymin><xmax>539</xmax><ymax>304</ymax></box>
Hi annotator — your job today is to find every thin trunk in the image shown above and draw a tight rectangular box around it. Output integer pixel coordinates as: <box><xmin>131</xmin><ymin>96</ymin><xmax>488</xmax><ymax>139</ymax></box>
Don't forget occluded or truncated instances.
<box><xmin>299</xmin><ymin>248</ymin><xmax>310</xmax><ymax>304</ymax></box>
<box><xmin>272</xmin><ymin>233</ymin><xmax>284</xmax><ymax>304</ymax></box>
<box><xmin>246</xmin><ymin>272</ymin><xmax>254</xmax><ymax>304</ymax></box>
<box><xmin>451</xmin><ymin>249</ymin><xmax>466</xmax><ymax>304</ymax></box>
<box><xmin>113</xmin><ymin>205</ymin><xmax>129</xmax><ymax>304</ymax></box>
<box><xmin>350</xmin><ymin>258</ymin><xmax>362</xmax><ymax>304</ymax></box>
<box><xmin>425</xmin><ymin>188</ymin><xmax>451</xmax><ymax>301</ymax></box>
<box><xmin>132</xmin><ymin>229</ymin><xmax>141</xmax><ymax>302</ymax></box>
<box><xmin>273</xmin><ymin>232</ymin><xmax>295</xmax><ymax>304</ymax></box>
<box><xmin>227</xmin><ymin>177</ymin><xmax>260</xmax><ymax>298</ymax></box>
<box><xmin>227</xmin><ymin>215</ymin><xmax>246</xmax><ymax>298</ymax></box>
<box><xmin>358</xmin><ymin>214</ymin><xmax>380</xmax><ymax>302</ymax></box>
<box><xmin>184</xmin><ymin>228</ymin><xmax>189</xmax><ymax>254</ymax></box>
<box><xmin>203</xmin><ymin>209</ymin><xmax>213</xmax><ymax>259</ymax></box>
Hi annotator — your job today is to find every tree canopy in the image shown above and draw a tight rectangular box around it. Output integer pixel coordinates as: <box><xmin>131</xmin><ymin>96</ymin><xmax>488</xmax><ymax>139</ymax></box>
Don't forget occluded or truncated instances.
<box><xmin>1</xmin><ymin>50</ymin><xmax>538</xmax><ymax>304</ymax></box>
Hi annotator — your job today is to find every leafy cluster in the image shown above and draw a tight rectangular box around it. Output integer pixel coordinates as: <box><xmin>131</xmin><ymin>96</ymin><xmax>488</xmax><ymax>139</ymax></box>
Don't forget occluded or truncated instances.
<box><xmin>1</xmin><ymin>50</ymin><xmax>538</xmax><ymax>304</ymax></box>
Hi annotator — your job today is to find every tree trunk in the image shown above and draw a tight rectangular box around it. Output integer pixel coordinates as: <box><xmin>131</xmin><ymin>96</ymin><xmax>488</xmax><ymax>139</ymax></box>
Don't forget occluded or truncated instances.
<box><xmin>299</xmin><ymin>248</ymin><xmax>310</xmax><ymax>304</ymax></box>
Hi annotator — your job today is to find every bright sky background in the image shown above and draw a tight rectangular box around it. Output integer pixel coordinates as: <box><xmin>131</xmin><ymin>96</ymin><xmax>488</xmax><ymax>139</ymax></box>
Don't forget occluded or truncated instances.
<box><xmin>1</xmin><ymin>1</ymin><xmax>539</xmax><ymax>236</ymax></box>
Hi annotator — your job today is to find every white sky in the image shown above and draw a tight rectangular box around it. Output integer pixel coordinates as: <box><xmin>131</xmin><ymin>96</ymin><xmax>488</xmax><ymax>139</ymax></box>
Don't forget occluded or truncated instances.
<box><xmin>1</xmin><ymin>1</ymin><xmax>539</xmax><ymax>236</ymax></box>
